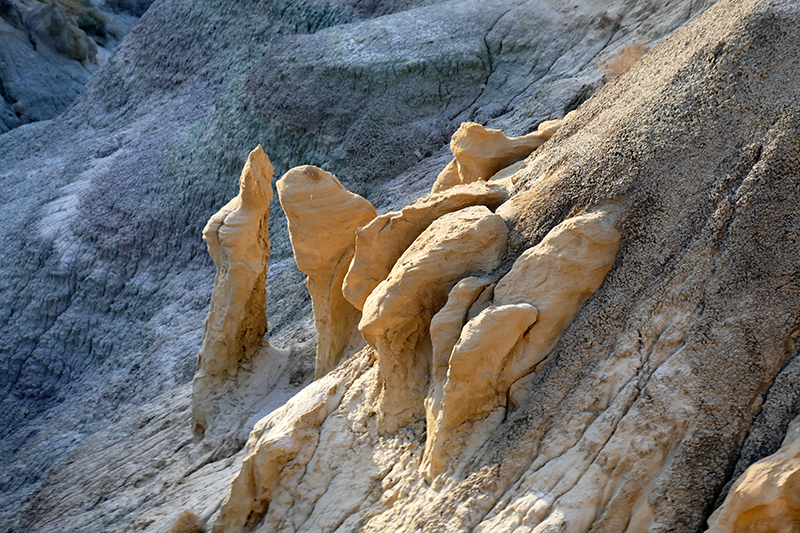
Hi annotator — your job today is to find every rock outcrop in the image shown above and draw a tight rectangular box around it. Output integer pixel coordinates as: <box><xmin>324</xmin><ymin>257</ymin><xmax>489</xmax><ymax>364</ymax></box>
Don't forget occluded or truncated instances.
<box><xmin>277</xmin><ymin>165</ymin><xmax>376</xmax><ymax>377</ymax></box>
<box><xmin>423</xmin><ymin>209</ymin><xmax>620</xmax><ymax>477</ymax></box>
<box><xmin>360</xmin><ymin>206</ymin><xmax>508</xmax><ymax>432</ymax></box>
<box><xmin>431</xmin><ymin>118</ymin><xmax>567</xmax><ymax>193</ymax></box>
<box><xmin>213</xmin><ymin>350</ymin><xmax>373</xmax><ymax>533</ymax></box>
<box><xmin>424</xmin><ymin>302</ymin><xmax>539</xmax><ymax>478</ymax></box>
<box><xmin>707</xmin><ymin>416</ymin><xmax>800</xmax><ymax>533</ymax></box>
<box><xmin>192</xmin><ymin>146</ymin><xmax>273</xmax><ymax>438</ymax></box>
<box><xmin>343</xmin><ymin>182</ymin><xmax>507</xmax><ymax>310</ymax></box>
<box><xmin>6</xmin><ymin>0</ymin><xmax>773</xmax><ymax>530</ymax></box>
<box><xmin>199</xmin><ymin>2</ymin><xmax>800</xmax><ymax>532</ymax></box>
<box><xmin>0</xmin><ymin>0</ymin><xmax>148</xmax><ymax>132</ymax></box>
<box><xmin>25</xmin><ymin>1</ymin><xmax>97</xmax><ymax>63</ymax></box>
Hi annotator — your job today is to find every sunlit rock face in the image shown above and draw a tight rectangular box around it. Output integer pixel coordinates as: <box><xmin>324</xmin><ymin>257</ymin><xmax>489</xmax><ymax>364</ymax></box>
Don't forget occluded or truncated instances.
<box><xmin>192</xmin><ymin>146</ymin><xmax>273</xmax><ymax>439</ymax></box>
<box><xmin>343</xmin><ymin>182</ymin><xmax>508</xmax><ymax>312</ymax></box>
<box><xmin>708</xmin><ymin>417</ymin><xmax>800</xmax><ymax>533</ymax></box>
<box><xmin>277</xmin><ymin>165</ymin><xmax>376</xmax><ymax>378</ymax></box>
<box><xmin>360</xmin><ymin>205</ymin><xmax>509</xmax><ymax>433</ymax></box>
<box><xmin>423</xmin><ymin>209</ymin><xmax>620</xmax><ymax>478</ymax></box>
<box><xmin>431</xmin><ymin>117</ymin><xmax>568</xmax><ymax>193</ymax></box>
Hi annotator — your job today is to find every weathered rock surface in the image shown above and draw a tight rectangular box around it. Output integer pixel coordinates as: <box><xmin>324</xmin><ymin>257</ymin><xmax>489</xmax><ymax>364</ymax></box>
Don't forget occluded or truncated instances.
<box><xmin>707</xmin><ymin>416</ymin><xmax>800</xmax><ymax>533</ymax></box>
<box><xmin>0</xmin><ymin>0</ymin><xmax>734</xmax><ymax>530</ymax></box>
<box><xmin>25</xmin><ymin>1</ymin><xmax>97</xmax><ymax>63</ymax></box>
<box><xmin>492</xmin><ymin>208</ymin><xmax>621</xmax><ymax>406</ymax></box>
<box><xmin>203</xmin><ymin>2</ymin><xmax>800</xmax><ymax>532</ymax></box>
<box><xmin>343</xmin><ymin>182</ymin><xmax>507</xmax><ymax>311</ymax></box>
<box><xmin>277</xmin><ymin>165</ymin><xmax>376</xmax><ymax>377</ymax></box>
<box><xmin>360</xmin><ymin>206</ymin><xmax>508</xmax><ymax>432</ymax></box>
<box><xmin>213</xmin><ymin>349</ymin><xmax>374</xmax><ymax>533</ymax></box>
<box><xmin>0</xmin><ymin>0</ymin><xmax>149</xmax><ymax>132</ymax></box>
<box><xmin>192</xmin><ymin>146</ymin><xmax>273</xmax><ymax>439</ymax></box>
<box><xmin>428</xmin><ymin>276</ymin><xmax>493</xmax><ymax>386</ymax></box>
<box><xmin>431</xmin><ymin>118</ymin><xmax>566</xmax><ymax>193</ymax></box>
<box><xmin>423</xmin><ymin>209</ymin><xmax>619</xmax><ymax>477</ymax></box>
<box><xmin>424</xmin><ymin>302</ymin><xmax>539</xmax><ymax>478</ymax></box>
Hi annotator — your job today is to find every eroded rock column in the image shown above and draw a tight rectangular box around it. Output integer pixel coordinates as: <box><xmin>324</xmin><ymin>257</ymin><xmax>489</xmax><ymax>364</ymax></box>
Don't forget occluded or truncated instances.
<box><xmin>277</xmin><ymin>165</ymin><xmax>376</xmax><ymax>378</ymax></box>
<box><xmin>359</xmin><ymin>205</ymin><xmax>508</xmax><ymax>432</ymax></box>
<box><xmin>192</xmin><ymin>145</ymin><xmax>273</xmax><ymax>438</ymax></box>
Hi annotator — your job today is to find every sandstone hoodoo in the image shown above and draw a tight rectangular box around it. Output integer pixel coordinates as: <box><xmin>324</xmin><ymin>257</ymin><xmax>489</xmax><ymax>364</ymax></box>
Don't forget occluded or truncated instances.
<box><xmin>431</xmin><ymin>117</ymin><xmax>569</xmax><ymax>193</ymax></box>
<box><xmin>277</xmin><ymin>165</ymin><xmax>377</xmax><ymax>378</ymax></box>
<box><xmin>424</xmin><ymin>208</ymin><xmax>620</xmax><ymax>478</ymax></box>
<box><xmin>192</xmin><ymin>146</ymin><xmax>274</xmax><ymax>438</ymax></box>
<box><xmin>359</xmin><ymin>205</ymin><xmax>509</xmax><ymax>433</ymax></box>
<box><xmin>343</xmin><ymin>182</ymin><xmax>508</xmax><ymax>311</ymax></box>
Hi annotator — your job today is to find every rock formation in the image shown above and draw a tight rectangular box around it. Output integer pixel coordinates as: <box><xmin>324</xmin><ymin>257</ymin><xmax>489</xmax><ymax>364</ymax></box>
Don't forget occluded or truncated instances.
<box><xmin>423</xmin><ymin>209</ymin><xmax>620</xmax><ymax>477</ymax></box>
<box><xmin>277</xmin><ymin>165</ymin><xmax>376</xmax><ymax>377</ymax></box>
<box><xmin>199</xmin><ymin>1</ymin><xmax>800</xmax><ymax>531</ymax></box>
<box><xmin>192</xmin><ymin>146</ymin><xmax>273</xmax><ymax>438</ymax></box>
<box><xmin>430</xmin><ymin>117</ymin><xmax>568</xmax><ymax>193</ymax></box>
<box><xmin>212</xmin><ymin>351</ymin><xmax>373</xmax><ymax>533</ymax></box>
<box><xmin>707</xmin><ymin>416</ymin><xmax>800</xmax><ymax>532</ymax></box>
<box><xmin>359</xmin><ymin>205</ymin><xmax>508</xmax><ymax>432</ymax></box>
<box><xmin>25</xmin><ymin>1</ymin><xmax>97</xmax><ymax>64</ymax></box>
<box><xmin>424</xmin><ymin>302</ymin><xmax>539</xmax><ymax>478</ymax></box>
<box><xmin>428</xmin><ymin>276</ymin><xmax>494</xmax><ymax>386</ymax></box>
<box><xmin>8</xmin><ymin>0</ymin><xmax>790</xmax><ymax>530</ymax></box>
<box><xmin>343</xmin><ymin>182</ymin><xmax>508</xmax><ymax>310</ymax></box>
<box><xmin>0</xmin><ymin>0</ymin><xmax>149</xmax><ymax>132</ymax></box>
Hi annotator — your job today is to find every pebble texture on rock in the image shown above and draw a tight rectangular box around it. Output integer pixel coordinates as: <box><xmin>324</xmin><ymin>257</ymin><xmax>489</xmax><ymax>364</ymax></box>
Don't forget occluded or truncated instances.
<box><xmin>277</xmin><ymin>165</ymin><xmax>376</xmax><ymax>377</ymax></box>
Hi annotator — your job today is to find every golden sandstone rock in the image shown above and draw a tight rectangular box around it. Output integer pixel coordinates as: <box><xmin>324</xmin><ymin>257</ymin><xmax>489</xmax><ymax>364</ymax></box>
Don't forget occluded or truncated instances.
<box><xmin>359</xmin><ymin>205</ymin><xmax>508</xmax><ymax>432</ymax></box>
<box><xmin>430</xmin><ymin>118</ymin><xmax>566</xmax><ymax>193</ymax></box>
<box><xmin>342</xmin><ymin>182</ymin><xmax>507</xmax><ymax>311</ymax></box>
<box><xmin>192</xmin><ymin>146</ymin><xmax>273</xmax><ymax>436</ymax></box>
<box><xmin>424</xmin><ymin>302</ymin><xmax>538</xmax><ymax>478</ymax></box>
<box><xmin>493</xmin><ymin>208</ymin><xmax>620</xmax><ymax>406</ymax></box>
<box><xmin>277</xmin><ymin>165</ymin><xmax>376</xmax><ymax>377</ymax></box>
<box><xmin>707</xmin><ymin>417</ymin><xmax>800</xmax><ymax>533</ymax></box>
<box><xmin>423</xmin><ymin>209</ymin><xmax>620</xmax><ymax>477</ymax></box>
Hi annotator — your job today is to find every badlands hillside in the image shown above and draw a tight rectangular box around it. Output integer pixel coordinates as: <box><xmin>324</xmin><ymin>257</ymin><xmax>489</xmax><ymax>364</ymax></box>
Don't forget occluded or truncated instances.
<box><xmin>2</xmin><ymin>0</ymin><xmax>800</xmax><ymax>531</ymax></box>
